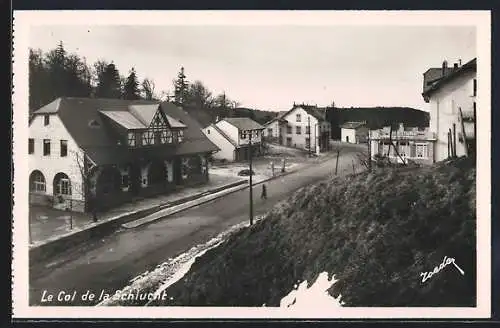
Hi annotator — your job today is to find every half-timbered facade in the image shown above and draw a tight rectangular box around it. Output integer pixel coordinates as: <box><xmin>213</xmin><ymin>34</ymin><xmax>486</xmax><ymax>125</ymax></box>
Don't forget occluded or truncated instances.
<box><xmin>29</xmin><ymin>97</ymin><xmax>219</xmax><ymax>212</ymax></box>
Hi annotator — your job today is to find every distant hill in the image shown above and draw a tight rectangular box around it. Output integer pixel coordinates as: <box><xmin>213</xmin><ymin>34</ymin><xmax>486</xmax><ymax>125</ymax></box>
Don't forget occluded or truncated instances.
<box><xmin>231</xmin><ymin>107</ymin><xmax>277</xmax><ymax>125</ymax></box>
<box><xmin>184</xmin><ymin>106</ymin><xmax>278</xmax><ymax>128</ymax></box>
<box><xmin>326</xmin><ymin>107</ymin><xmax>430</xmax><ymax>140</ymax></box>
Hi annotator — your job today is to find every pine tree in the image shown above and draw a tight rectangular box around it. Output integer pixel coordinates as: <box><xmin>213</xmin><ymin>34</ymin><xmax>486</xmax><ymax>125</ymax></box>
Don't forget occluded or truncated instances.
<box><xmin>95</xmin><ymin>63</ymin><xmax>122</xmax><ymax>98</ymax></box>
<box><xmin>123</xmin><ymin>68</ymin><xmax>141</xmax><ymax>100</ymax></box>
<box><xmin>173</xmin><ymin>67</ymin><xmax>189</xmax><ymax>105</ymax></box>
<box><xmin>29</xmin><ymin>48</ymin><xmax>50</xmax><ymax>112</ymax></box>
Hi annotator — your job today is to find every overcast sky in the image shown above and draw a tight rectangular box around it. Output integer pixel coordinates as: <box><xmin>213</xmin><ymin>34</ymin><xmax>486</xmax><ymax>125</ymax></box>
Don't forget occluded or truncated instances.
<box><xmin>30</xmin><ymin>25</ymin><xmax>476</xmax><ymax>112</ymax></box>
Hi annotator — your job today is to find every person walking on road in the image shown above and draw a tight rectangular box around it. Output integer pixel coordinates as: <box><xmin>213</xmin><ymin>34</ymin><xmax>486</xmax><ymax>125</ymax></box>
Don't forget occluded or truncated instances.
<box><xmin>261</xmin><ymin>184</ymin><xmax>267</xmax><ymax>200</ymax></box>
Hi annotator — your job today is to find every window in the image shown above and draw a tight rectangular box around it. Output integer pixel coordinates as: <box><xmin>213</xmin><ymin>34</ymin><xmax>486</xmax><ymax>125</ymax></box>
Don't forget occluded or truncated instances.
<box><xmin>43</xmin><ymin>139</ymin><xmax>51</xmax><ymax>156</ymax></box>
<box><xmin>296</xmin><ymin>114</ymin><xmax>301</xmax><ymax>122</ymax></box>
<box><xmin>28</xmin><ymin>138</ymin><xmax>34</xmax><ymax>154</ymax></box>
<box><xmin>30</xmin><ymin>170</ymin><xmax>46</xmax><ymax>192</ymax></box>
<box><xmin>44</xmin><ymin>115</ymin><xmax>50</xmax><ymax>126</ymax></box>
<box><xmin>305</xmin><ymin>126</ymin><xmax>310</xmax><ymax>134</ymax></box>
<box><xmin>410</xmin><ymin>143</ymin><xmax>416</xmax><ymax>157</ymax></box>
<box><xmin>207</xmin><ymin>129</ymin><xmax>210</xmax><ymax>134</ymax></box>
<box><xmin>60</xmin><ymin>179</ymin><xmax>71</xmax><ymax>195</ymax></box>
<box><xmin>178</xmin><ymin>129</ymin><xmax>184</xmax><ymax>142</ymax></box>
<box><xmin>166</xmin><ymin>130</ymin><xmax>173</xmax><ymax>143</ymax></box>
<box><xmin>160</xmin><ymin>130</ymin><xmax>168</xmax><ymax>144</ymax></box>
<box><xmin>240</xmin><ymin>131</ymin><xmax>247</xmax><ymax>139</ymax></box>
<box><xmin>142</xmin><ymin>131</ymin><xmax>154</xmax><ymax>145</ymax></box>
<box><xmin>296</xmin><ymin>126</ymin><xmax>301</xmax><ymax>134</ymax></box>
<box><xmin>267</xmin><ymin>128</ymin><xmax>273</xmax><ymax>136</ymax></box>
<box><xmin>128</xmin><ymin>132</ymin><xmax>136</xmax><ymax>147</ymax></box>
<box><xmin>286</xmin><ymin>125</ymin><xmax>292</xmax><ymax>134</ymax></box>
<box><xmin>416</xmin><ymin>144</ymin><xmax>427</xmax><ymax>158</ymax></box>
<box><xmin>121</xmin><ymin>174</ymin><xmax>129</xmax><ymax>188</ymax></box>
<box><xmin>54</xmin><ymin>173</ymin><xmax>71</xmax><ymax>195</ymax></box>
<box><xmin>473</xmin><ymin>79</ymin><xmax>477</xmax><ymax>97</ymax></box>
<box><xmin>286</xmin><ymin>137</ymin><xmax>292</xmax><ymax>146</ymax></box>
<box><xmin>60</xmin><ymin>140</ymin><xmax>68</xmax><ymax>157</ymax></box>
<box><xmin>305</xmin><ymin>137</ymin><xmax>310</xmax><ymax>149</ymax></box>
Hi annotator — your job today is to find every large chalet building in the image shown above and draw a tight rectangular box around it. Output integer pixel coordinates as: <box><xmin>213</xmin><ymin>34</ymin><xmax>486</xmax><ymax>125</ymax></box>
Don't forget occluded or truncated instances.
<box><xmin>28</xmin><ymin>97</ymin><xmax>219</xmax><ymax>212</ymax></box>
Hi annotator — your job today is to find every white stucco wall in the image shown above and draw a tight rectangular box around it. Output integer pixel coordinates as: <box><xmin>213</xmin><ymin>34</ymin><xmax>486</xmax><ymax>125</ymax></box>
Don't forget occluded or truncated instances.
<box><xmin>202</xmin><ymin>126</ymin><xmax>236</xmax><ymax>161</ymax></box>
<box><xmin>341</xmin><ymin>128</ymin><xmax>357</xmax><ymax>143</ymax></box>
<box><xmin>281</xmin><ymin>107</ymin><xmax>323</xmax><ymax>150</ymax></box>
<box><xmin>264</xmin><ymin>120</ymin><xmax>280</xmax><ymax>138</ymax></box>
<box><xmin>28</xmin><ymin>114</ymin><xmax>84</xmax><ymax>200</ymax></box>
<box><xmin>428</xmin><ymin>70</ymin><xmax>476</xmax><ymax>162</ymax></box>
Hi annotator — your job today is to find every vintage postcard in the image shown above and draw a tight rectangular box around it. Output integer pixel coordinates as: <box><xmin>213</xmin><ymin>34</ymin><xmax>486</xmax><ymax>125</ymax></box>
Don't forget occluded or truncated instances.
<box><xmin>12</xmin><ymin>10</ymin><xmax>491</xmax><ymax>319</ymax></box>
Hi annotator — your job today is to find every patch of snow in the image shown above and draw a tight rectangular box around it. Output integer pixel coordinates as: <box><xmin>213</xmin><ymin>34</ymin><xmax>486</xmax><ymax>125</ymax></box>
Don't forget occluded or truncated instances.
<box><xmin>279</xmin><ymin>272</ymin><xmax>344</xmax><ymax>309</ymax></box>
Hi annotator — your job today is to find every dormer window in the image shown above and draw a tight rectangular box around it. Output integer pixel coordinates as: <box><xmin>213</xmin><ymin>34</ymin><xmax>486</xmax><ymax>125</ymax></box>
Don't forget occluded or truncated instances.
<box><xmin>44</xmin><ymin>115</ymin><xmax>50</xmax><ymax>126</ymax></box>
<box><xmin>178</xmin><ymin>130</ymin><xmax>184</xmax><ymax>143</ymax></box>
<box><xmin>88</xmin><ymin>120</ymin><xmax>101</xmax><ymax>128</ymax></box>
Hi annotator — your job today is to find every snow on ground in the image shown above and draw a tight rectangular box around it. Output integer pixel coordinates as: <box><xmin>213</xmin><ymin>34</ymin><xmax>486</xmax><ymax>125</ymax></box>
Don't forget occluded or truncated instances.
<box><xmin>97</xmin><ymin>215</ymin><xmax>266</xmax><ymax>306</ymax></box>
<box><xmin>278</xmin><ymin>272</ymin><xmax>345</xmax><ymax>309</ymax></box>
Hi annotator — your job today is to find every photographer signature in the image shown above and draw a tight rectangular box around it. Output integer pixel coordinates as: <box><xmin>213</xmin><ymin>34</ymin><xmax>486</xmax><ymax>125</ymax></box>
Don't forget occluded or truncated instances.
<box><xmin>420</xmin><ymin>256</ymin><xmax>465</xmax><ymax>283</ymax></box>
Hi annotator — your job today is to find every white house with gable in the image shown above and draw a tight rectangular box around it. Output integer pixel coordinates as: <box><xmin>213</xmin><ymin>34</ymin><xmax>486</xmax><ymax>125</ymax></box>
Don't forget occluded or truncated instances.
<box><xmin>202</xmin><ymin>117</ymin><xmax>264</xmax><ymax>162</ymax></box>
<box><xmin>264</xmin><ymin>104</ymin><xmax>331</xmax><ymax>154</ymax></box>
<box><xmin>422</xmin><ymin>58</ymin><xmax>477</xmax><ymax>161</ymax></box>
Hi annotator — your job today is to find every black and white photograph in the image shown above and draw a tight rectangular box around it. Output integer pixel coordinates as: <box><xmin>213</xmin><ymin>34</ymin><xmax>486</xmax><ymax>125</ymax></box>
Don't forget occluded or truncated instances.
<box><xmin>12</xmin><ymin>10</ymin><xmax>491</xmax><ymax>319</ymax></box>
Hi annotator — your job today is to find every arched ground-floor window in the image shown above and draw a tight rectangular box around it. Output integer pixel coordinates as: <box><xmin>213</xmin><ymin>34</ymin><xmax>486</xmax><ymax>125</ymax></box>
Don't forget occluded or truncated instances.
<box><xmin>30</xmin><ymin>170</ymin><xmax>46</xmax><ymax>192</ymax></box>
<box><xmin>53</xmin><ymin>172</ymin><xmax>71</xmax><ymax>196</ymax></box>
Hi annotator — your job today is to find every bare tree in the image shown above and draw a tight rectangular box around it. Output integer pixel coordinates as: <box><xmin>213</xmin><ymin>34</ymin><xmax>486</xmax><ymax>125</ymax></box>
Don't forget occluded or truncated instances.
<box><xmin>72</xmin><ymin>149</ymin><xmax>97</xmax><ymax>223</ymax></box>
<box><xmin>141</xmin><ymin>78</ymin><xmax>156</xmax><ymax>100</ymax></box>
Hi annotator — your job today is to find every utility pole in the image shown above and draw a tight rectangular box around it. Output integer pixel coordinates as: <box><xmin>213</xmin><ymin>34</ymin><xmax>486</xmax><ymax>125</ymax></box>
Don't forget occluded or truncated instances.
<box><xmin>367</xmin><ymin>129</ymin><xmax>372</xmax><ymax>171</ymax></box>
<box><xmin>335</xmin><ymin>148</ymin><xmax>340</xmax><ymax>175</ymax></box>
<box><xmin>248</xmin><ymin>130</ymin><xmax>253</xmax><ymax>225</ymax></box>
<box><xmin>308</xmin><ymin>116</ymin><xmax>311</xmax><ymax>157</ymax></box>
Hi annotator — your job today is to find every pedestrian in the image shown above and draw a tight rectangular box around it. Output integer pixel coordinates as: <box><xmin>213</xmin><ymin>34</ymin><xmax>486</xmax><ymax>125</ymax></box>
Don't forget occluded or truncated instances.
<box><xmin>261</xmin><ymin>184</ymin><xmax>267</xmax><ymax>200</ymax></box>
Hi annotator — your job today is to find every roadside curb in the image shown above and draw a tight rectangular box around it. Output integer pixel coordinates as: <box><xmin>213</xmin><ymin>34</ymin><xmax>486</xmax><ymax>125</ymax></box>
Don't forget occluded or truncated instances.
<box><xmin>121</xmin><ymin>169</ymin><xmax>298</xmax><ymax>229</ymax></box>
<box><xmin>29</xmin><ymin>179</ymin><xmax>247</xmax><ymax>264</ymax></box>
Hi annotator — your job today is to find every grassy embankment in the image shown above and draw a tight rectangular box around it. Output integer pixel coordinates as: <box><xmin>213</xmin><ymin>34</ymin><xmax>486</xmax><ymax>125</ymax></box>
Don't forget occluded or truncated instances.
<box><xmin>151</xmin><ymin>157</ymin><xmax>476</xmax><ymax>307</ymax></box>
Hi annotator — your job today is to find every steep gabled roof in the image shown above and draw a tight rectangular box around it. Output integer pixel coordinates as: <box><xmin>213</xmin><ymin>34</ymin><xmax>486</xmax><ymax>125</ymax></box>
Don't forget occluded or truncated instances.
<box><xmin>129</xmin><ymin>104</ymin><xmax>161</xmax><ymax>126</ymax></box>
<box><xmin>209</xmin><ymin>124</ymin><xmax>239</xmax><ymax>148</ymax></box>
<box><xmin>280</xmin><ymin>104</ymin><xmax>329</xmax><ymax>122</ymax></box>
<box><xmin>221</xmin><ymin>117</ymin><xmax>264</xmax><ymax>131</ymax></box>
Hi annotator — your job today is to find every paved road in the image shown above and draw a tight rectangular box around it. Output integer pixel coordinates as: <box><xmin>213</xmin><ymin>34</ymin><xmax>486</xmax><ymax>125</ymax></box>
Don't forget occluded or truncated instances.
<box><xmin>30</xmin><ymin>146</ymin><xmax>364</xmax><ymax>306</ymax></box>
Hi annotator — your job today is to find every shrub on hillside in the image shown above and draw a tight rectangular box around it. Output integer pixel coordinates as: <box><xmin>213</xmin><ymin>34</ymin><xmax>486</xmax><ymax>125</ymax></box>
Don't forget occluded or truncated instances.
<box><xmin>151</xmin><ymin>157</ymin><xmax>476</xmax><ymax>307</ymax></box>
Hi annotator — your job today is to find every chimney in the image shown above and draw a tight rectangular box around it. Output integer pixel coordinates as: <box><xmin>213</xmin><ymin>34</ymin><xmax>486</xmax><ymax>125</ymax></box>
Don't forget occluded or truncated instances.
<box><xmin>459</xmin><ymin>59</ymin><xmax>462</xmax><ymax>66</ymax></box>
<box><xmin>442</xmin><ymin>60</ymin><xmax>448</xmax><ymax>75</ymax></box>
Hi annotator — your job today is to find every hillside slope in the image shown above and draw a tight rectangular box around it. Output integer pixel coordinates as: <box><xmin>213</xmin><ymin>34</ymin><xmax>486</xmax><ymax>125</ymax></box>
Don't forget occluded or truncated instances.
<box><xmin>151</xmin><ymin>157</ymin><xmax>476</xmax><ymax>307</ymax></box>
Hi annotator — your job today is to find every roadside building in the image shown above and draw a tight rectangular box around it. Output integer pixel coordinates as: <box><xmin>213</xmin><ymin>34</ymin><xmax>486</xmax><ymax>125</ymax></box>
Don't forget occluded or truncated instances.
<box><xmin>28</xmin><ymin>97</ymin><xmax>219</xmax><ymax>212</ymax></box>
<box><xmin>202</xmin><ymin>117</ymin><xmax>264</xmax><ymax>162</ymax></box>
<box><xmin>340</xmin><ymin>121</ymin><xmax>368</xmax><ymax>144</ymax></box>
<box><xmin>262</xmin><ymin>113</ymin><xmax>288</xmax><ymax>145</ymax></box>
<box><xmin>264</xmin><ymin>103</ymin><xmax>331</xmax><ymax>154</ymax></box>
<box><xmin>369</xmin><ymin>123</ymin><xmax>437</xmax><ymax>164</ymax></box>
<box><xmin>422</xmin><ymin>58</ymin><xmax>477</xmax><ymax>161</ymax></box>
